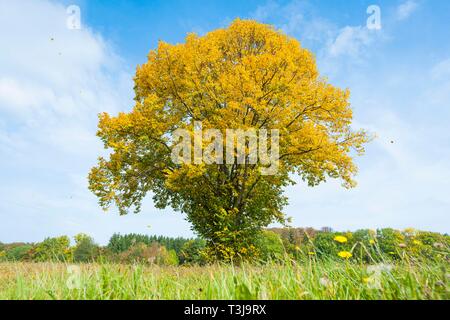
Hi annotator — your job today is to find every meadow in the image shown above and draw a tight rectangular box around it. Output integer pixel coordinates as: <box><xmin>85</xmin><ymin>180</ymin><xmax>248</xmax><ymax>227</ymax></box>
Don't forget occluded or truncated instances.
<box><xmin>0</xmin><ymin>258</ymin><xmax>448</xmax><ymax>300</ymax></box>
<box><xmin>1</xmin><ymin>228</ymin><xmax>448</xmax><ymax>300</ymax></box>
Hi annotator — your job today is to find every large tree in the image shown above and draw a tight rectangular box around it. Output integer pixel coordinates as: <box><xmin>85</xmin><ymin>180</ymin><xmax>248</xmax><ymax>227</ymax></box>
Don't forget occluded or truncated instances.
<box><xmin>89</xmin><ymin>19</ymin><xmax>370</xmax><ymax>260</ymax></box>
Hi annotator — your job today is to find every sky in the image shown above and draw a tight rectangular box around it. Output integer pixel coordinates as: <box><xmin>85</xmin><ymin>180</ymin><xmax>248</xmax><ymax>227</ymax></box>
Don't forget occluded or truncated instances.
<box><xmin>0</xmin><ymin>0</ymin><xmax>449</xmax><ymax>245</ymax></box>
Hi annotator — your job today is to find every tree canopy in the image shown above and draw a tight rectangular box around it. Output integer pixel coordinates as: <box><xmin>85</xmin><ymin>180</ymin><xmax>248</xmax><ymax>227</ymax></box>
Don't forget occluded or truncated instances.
<box><xmin>89</xmin><ymin>19</ymin><xmax>370</xmax><ymax>260</ymax></box>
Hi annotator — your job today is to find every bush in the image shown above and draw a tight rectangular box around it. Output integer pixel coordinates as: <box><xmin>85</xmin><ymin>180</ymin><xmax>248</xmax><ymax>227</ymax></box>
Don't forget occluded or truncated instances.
<box><xmin>118</xmin><ymin>242</ymin><xmax>178</xmax><ymax>265</ymax></box>
<box><xmin>161</xmin><ymin>248</ymin><xmax>179</xmax><ymax>266</ymax></box>
<box><xmin>375</xmin><ymin>228</ymin><xmax>405</xmax><ymax>259</ymax></box>
<box><xmin>0</xmin><ymin>243</ymin><xmax>34</xmax><ymax>261</ymax></box>
<box><xmin>313</xmin><ymin>232</ymin><xmax>340</xmax><ymax>257</ymax></box>
<box><xmin>255</xmin><ymin>231</ymin><xmax>285</xmax><ymax>262</ymax></box>
<box><xmin>32</xmin><ymin>236</ymin><xmax>71</xmax><ymax>262</ymax></box>
<box><xmin>73</xmin><ymin>234</ymin><xmax>100</xmax><ymax>263</ymax></box>
<box><xmin>179</xmin><ymin>239</ymin><xmax>207</xmax><ymax>265</ymax></box>
<box><xmin>350</xmin><ymin>229</ymin><xmax>378</xmax><ymax>262</ymax></box>
<box><xmin>4</xmin><ymin>244</ymin><xmax>33</xmax><ymax>261</ymax></box>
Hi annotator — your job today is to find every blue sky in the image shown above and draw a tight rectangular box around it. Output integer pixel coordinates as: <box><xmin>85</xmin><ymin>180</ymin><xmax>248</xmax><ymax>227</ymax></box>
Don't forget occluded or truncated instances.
<box><xmin>0</xmin><ymin>0</ymin><xmax>449</xmax><ymax>245</ymax></box>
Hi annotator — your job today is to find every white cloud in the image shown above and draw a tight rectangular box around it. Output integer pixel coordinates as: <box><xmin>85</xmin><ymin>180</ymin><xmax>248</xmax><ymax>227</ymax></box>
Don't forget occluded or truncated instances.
<box><xmin>284</xmin><ymin>96</ymin><xmax>450</xmax><ymax>233</ymax></box>
<box><xmin>396</xmin><ymin>1</ymin><xmax>418</xmax><ymax>20</ymax></box>
<box><xmin>251</xmin><ymin>1</ymin><xmax>383</xmax><ymax>78</ymax></box>
<box><xmin>0</xmin><ymin>78</ymin><xmax>55</xmax><ymax>114</ymax></box>
<box><xmin>250</xmin><ymin>0</ymin><xmax>335</xmax><ymax>47</ymax></box>
<box><xmin>0</xmin><ymin>0</ymin><xmax>193</xmax><ymax>244</ymax></box>
<box><xmin>1</xmin><ymin>0</ymin><xmax>448</xmax><ymax>243</ymax></box>
<box><xmin>251</xmin><ymin>1</ymin><xmax>450</xmax><ymax>233</ymax></box>
<box><xmin>327</xmin><ymin>26</ymin><xmax>373</xmax><ymax>58</ymax></box>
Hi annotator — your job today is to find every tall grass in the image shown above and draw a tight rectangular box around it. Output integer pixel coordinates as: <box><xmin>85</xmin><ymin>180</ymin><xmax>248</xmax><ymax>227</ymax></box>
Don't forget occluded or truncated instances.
<box><xmin>0</xmin><ymin>258</ymin><xmax>448</xmax><ymax>300</ymax></box>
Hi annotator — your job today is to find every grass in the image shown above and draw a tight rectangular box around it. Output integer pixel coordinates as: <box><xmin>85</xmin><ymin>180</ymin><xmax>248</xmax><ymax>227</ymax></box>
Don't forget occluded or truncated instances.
<box><xmin>0</xmin><ymin>258</ymin><xmax>448</xmax><ymax>300</ymax></box>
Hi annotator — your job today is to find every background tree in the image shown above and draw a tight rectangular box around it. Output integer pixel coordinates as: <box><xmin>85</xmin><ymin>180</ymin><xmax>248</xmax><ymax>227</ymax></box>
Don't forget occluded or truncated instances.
<box><xmin>73</xmin><ymin>233</ymin><xmax>99</xmax><ymax>263</ymax></box>
<box><xmin>89</xmin><ymin>19</ymin><xmax>370</xmax><ymax>260</ymax></box>
<box><xmin>179</xmin><ymin>239</ymin><xmax>207</xmax><ymax>265</ymax></box>
<box><xmin>32</xmin><ymin>236</ymin><xmax>71</xmax><ymax>262</ymax></box>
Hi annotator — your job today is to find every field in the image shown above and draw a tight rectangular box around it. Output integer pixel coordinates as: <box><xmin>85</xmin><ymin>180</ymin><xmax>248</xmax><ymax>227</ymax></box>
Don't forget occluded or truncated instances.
<box><xmin>1</xmin><ymin>259</ymin><xmax>448</xmax><ymax>300</ymax></box>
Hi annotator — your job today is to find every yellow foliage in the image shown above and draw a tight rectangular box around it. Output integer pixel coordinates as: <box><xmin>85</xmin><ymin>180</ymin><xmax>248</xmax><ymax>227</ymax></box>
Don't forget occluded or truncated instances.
<box><xmin>88</xmin><ymin>19</ymin><xmax>371</xmax><ymax>260</ymax></box>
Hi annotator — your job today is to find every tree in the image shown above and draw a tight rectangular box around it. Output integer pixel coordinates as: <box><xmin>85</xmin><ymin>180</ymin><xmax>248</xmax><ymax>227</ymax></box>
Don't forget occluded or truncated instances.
<box><xmin>73</xmin><ymin>233</ymin><xmax>99</xmax><ymax>262</ymax></box>
<box><xmin>33</xmin><ymin>236</ymin><xmax>71</xmax><ymax>262</ymax></box>
<box><xmin>89</xmin><ymin>19</ymin><xmax>370</xmax><ymax>260</ymax></box>
<box><xmin>118</xmin><ymin>242</ymin><xmax>179</xmax><ymax>265</ymax></box>
<box><xmin>2</xmin><ymin>244</ymin><xmax>33</xmax><ymax>261</ymax></box>
<box><xmin>180</xmin><ymin>239</ymin><xmax>207</xmax><ymax>265</ymax></box>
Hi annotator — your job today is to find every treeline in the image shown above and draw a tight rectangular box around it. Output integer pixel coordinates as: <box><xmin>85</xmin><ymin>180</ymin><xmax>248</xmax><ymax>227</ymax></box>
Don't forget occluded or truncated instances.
<box><xmin>0</xmin><ymin>228</ymin><xmax>448</xmax><ymax>265</ymax></box>
<box><xmin>0</xmin><ymin>233</ymin><xmax>206</xmax><ymax>265</ymax></box>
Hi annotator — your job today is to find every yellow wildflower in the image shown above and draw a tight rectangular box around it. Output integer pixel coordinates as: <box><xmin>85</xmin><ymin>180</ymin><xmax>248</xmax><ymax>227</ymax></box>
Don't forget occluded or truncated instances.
<box><xmin>338</xmin><ymin>251</ymin><xmax>352</xmax><ymax>259</ymax></box>
<box><xmin>334</xmin><ymin>235</ymin><xmax>348</xmax><ymax>243</ymax></box>
<box><xmin>369</xmin><ymin>239</ymin><xmax>375</xmax><ymax>245</ymax></box>
<box><xmin>308</xmin><ymin>251</ymin><xmax>316</xmax><ymax>255</ymax></box>
<box><xmin>413</xmin><ymin>240</ymin><xmax>422</xmax><ymax>246</ymax></box>
<box><xmin>362</xmin><ymin>277</ymin><xmax>373</xmax><ymax>284</ymax></box>
<box><xmin>295</xmin><ymin>246</ymin><xmax>301</xmax><ymax>251</ymax></box>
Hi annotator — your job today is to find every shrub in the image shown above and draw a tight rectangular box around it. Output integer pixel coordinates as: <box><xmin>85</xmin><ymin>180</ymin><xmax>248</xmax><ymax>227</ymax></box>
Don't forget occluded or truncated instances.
<box><xmin>376</xmin><ymin>228</ymin><xmax>404</xmax><ymax>259</ymax></box>
<box><xmin>268</xmin><ymin>227</ymin><xmax>317</xmax><ymax>253</ymax></box>
<box><xmin>313</xmin><ymin>232</ymin><xmax>340</xmax><ymax>257</ymax></box>
<box><xmin>4</xmin><ymin>244</ymin><xmax>33</xmax><ymax>261</ymax></box>
<box><xmin>402</xmin><ymin>230</ymin><xmax>450</xmax><ymax>261</ymax></box>
<box><xmin>255</xmin><ymin>231</ymin><xmax>285</xmax><ymax>262</ymax></box>
<box><xmin>350</xmin><ymin>229</ymin><xmax>379</xmax><ymax>262</ymax></box>
<box><xmin>161</xmin><ymin>248</ymin><xmax>179</xmax><ymax>266</ymax></box>
<box><xmin>179</xmin><ymin>239</ymin><xmax>207</xmax><ymax>265</ymax></box>
<box><xmin>32</xmin><ymin>236</ymin><xmax>71</xmax><ymax>262</ymax></box>
<box><xmin>118</xmin><ymin>242</ymin><xmax>178</xmax><ymax>265</ymax></box>
<box><xmin>73</xmin><ymin>234</ymin><xmax>100</xmax><ymax>263</ymax></box>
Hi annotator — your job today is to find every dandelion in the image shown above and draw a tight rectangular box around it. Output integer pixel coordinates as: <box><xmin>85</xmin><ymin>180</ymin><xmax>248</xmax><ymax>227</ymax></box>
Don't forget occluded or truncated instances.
<box><xmin>369</xmin><ymin>239</ymin><xmax>375</xmax><ymax>245</ymax></box>
<box><xmin>338</xmin><ymin>251</ymin><xmax>352</xmax><ymax>259</ymax></box>
<box><xmin>413</xmin><ymin>240</ymin><xmax>422</xmax><ymax>246</ymax></box>
<box><xmin>334</xmin><ymin>235</ymin><xmax>348</xmax><ymax>243</ymax></box>
<box><xmin>362</xmin><ymin>277</ymin><xmax>373</xmax><ymax>284</ymax></box>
